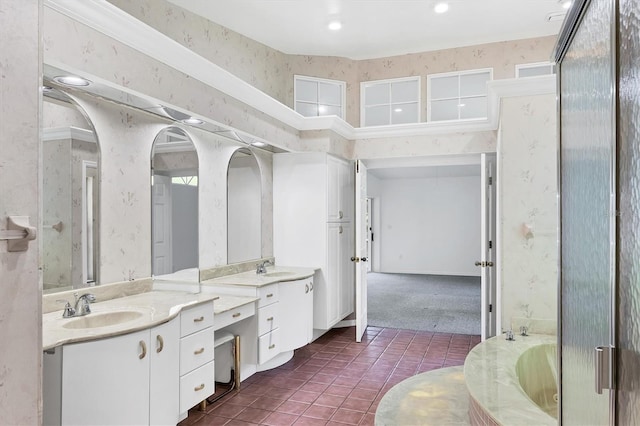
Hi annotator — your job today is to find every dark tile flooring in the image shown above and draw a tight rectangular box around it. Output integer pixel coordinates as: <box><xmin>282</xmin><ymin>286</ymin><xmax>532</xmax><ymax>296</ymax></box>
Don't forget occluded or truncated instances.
<box><xmin>180</xmin><ymin>326</ymin><xmax>480</xmax><ymax>426</ymax></box>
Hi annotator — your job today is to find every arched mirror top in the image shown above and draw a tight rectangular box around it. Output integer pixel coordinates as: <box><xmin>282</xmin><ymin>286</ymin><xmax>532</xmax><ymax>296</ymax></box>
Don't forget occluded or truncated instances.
<box><xmin>151</xmin><ymin>126</ymin><xmax>199</xmax><ymax>282</ymax></box>
<box><xmin>227</xmin><ymin>147</ymin><xmax>262</xmax><ymax>264</ymax></box>
<box><xmin>42</xmin><ymin>89</ymin><xmax>101</xmax><ymax>294</ymax></box>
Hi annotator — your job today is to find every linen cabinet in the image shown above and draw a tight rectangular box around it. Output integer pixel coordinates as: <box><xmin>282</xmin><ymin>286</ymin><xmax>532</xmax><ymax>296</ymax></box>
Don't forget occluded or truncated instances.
<box><xmin>273</xmin><ymin>152</ymin><xmax>354</xmax><ymax>330</ymax></box>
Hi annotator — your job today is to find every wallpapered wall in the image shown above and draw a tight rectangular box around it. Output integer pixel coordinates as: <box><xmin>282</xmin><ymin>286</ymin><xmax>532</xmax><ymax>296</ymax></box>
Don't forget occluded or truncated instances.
<box><xmin>110</xmin><ymin>0</ymin><xmax>556</xmax><ymax>128</ymax></box>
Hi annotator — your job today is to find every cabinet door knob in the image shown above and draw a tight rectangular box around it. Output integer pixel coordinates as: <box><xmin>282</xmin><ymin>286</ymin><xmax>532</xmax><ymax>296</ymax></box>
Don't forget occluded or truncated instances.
<box><xmin>156</xmin><ymin>335</ymin><xmax>164</xmax><ymax>353</ymax></box>
<box><xmin>138</xmin><ymin>340</ymin><xmax>147</xmax><ymax>360</ymax></box>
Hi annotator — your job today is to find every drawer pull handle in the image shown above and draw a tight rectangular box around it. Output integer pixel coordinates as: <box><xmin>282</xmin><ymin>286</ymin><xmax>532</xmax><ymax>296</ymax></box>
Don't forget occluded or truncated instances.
<box><xmin>193</xmin><ymin>316</ymin><xmax>205</xmax><ymax>323</ymax></box>
<box><xmin>156</xmin><ymin>335</ymin><xmax>164</xmax><ymax>353</ymax></box>
<box><xmin>194</xmin><ymin>347</ymin><xmax>205</xmax><ymax>355</ymax></box>
<box><xmin>267</xmin><ymin>316</ymin><xmax>274</xmax><ymax>321</ymax></box>
<box><xmin>194</xmin><ymin>383</ymin><xmax>205</xmax><ymax>392</ymax></box>
<box><xmin>266</xmin><ymin>293</ymin><xmax>273</xmax><ymax>298</ymax></box>
<box><xmin>232</xmin><ymin>312</ymin><xmax>241</xmax><ymax>318</ymax></box>
<box><xmin>138</xmin><ymin>341</ymin><xmax>147</xmax><ymax>360</ymax></box>
<box><xmin>269</xmin><ymin>344</ymin><xmax>276</xmax><ymax>350</ymax></box>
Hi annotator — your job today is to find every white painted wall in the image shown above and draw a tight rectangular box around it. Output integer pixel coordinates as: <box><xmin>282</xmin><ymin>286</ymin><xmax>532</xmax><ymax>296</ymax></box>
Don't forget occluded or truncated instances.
<box><xmin>374</xmin><ymin>175</ymin><xmax>481</xmax><ymax>276</ymax></box>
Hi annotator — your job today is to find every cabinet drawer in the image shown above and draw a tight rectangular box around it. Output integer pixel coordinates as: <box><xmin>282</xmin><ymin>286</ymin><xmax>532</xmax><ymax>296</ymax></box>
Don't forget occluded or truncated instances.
<box><xmin>258</xmin><ymin>302</ymin><xmax>280</xmax><ymax>337</ymax></box>
<box><xmin>179</xmin><ymin>361</ymin><xmax>214</xmax><ymax>413</ymax></box>
<box><xmin>180</xmin><ymin>328</ymin><xmax>214</xmax><ymax>375</ymax></box>
<box><xmin>181</xmin><ymin>302</ymin><xmax>214</xmax><ymax>337</ymax></box>
<box><xmin>214</xmin><ymin>302</ymin><xmax>255</xmax><ymax>331</ymax></box>
<box><xmin>257</xmin><ymin>284</ymin><xmax>279</xmax><ymax>308</ymax></box>
<box><xmin>258</xmin><ymin>328</ymin><xmax>280</xmax><ymax>365</ymax></box>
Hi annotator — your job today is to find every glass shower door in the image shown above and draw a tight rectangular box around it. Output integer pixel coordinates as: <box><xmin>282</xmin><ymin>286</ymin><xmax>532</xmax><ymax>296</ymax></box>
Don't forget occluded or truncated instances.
<box><xmin>559</xmin><ymin>0</ymin><xmax>615</xmax><ymax>423</ymax></box>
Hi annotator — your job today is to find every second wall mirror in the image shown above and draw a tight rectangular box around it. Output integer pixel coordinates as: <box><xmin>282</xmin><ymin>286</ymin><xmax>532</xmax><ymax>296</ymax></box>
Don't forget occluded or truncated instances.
<box><xmin>151</xmin><ymin>127</ymin><xmax>199</xmax><ymax>281</ymax></box>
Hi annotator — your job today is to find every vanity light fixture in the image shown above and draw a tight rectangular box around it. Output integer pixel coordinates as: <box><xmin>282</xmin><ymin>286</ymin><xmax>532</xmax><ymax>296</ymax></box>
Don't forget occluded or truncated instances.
<box><xmin>328</xmin><ymin>20</ymin><xmax>342</xmax><ymax>31</ymax></box>
<box><xmin>182</xmin><ymin>117</ymin><xmax>204</xmax><ymax>125</ymax></box>
<box><xmin>53</xmin><ymin>75</ymin><xmax>91</xmax><ymax>87</ymax></box>
<box><xmin>434</xmin><ymin>2</ymin><xmax>449</xmax><ymax>14</ymax></box>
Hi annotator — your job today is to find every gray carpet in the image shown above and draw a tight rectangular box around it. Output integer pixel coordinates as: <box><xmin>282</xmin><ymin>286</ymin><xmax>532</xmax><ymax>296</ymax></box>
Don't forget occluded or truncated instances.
<box><xmin>367</xmin><ymin>272</ymin><xmax>481</xmax><ymax>335</ymax></box>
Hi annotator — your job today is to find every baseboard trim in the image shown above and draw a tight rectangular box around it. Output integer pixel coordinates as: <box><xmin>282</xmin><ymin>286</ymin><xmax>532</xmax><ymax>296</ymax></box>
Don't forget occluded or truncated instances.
<box><xmin>334</xmin><ymin>320</ymin><xmax>356</xmax><ymax>328</ymax></box>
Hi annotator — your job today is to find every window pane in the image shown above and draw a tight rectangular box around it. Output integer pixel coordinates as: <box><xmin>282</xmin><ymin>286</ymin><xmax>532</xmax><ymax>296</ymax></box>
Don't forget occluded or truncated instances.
<box><xmin>296</xmin><ymin>101</ymin><xmax>318</xmax><ymax>117</ymax></box>
<box><xmin>391</xmin><ymin>80</ymin><xmax>419</xmax><ymax>103</ymax></box>
<box><xmin>364</xmin><ymin>83</ymin><xmax>390</xmax><ymax>105</ymax></box>
<box><xmin>430</xmin><ymin>99</ymin><xmax>459</xmax><ymax>121</ymax></box>
<box><xmin>319</xmin><ymin>105</ymin><xmax>342</xmax><ymax>117</ymax></box>
<box><xmin>518</xmin><ymin>65</ymin><xmax>554</xmax><ymax>78</ymax></box>
<box><xmin>459</xmin><ymin>96</ymin><xmax>487</xmax><ymax>119</ymax></box>
<box><xmin>391</xmin><ymin>102</ymin><xmax>419</xmax><ymax>124</ymax></box>
<box><xmin>460</xmin><ymin>72</ymin><xmax>490</xmax><ymax>97</ymax></box>
<box><xmin>365</xmin><ymin>104</ymin><xmax>391</xmax><ymax>126</ymax></box>
<box><xmin>430</xmin><ymin>75</ymin><xmax>458</xmax><ymax>99</ymax></box>
<box><xmin>296</xmin><ymin>79</ymin><xmax>318</xmax><ymax>102</ymax></box>
<box><xmin>318</xmin><ymin>82</ymin><xmax>342</xmax><ymax>105</ymax></box>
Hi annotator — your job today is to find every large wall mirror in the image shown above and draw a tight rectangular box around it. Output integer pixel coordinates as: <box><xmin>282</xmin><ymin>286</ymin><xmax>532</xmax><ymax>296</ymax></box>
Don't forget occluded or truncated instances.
<box><xmin>151</xmin><ymin>127</ymin><xmax>199</xmax><ymax>281</ymax></box>
<box><xmin>42</xmin><ymin>90</ymin><xmax>100</xmax><ymax>294</ymax></box>
<box><xmin>227</xmin><ymin>148</ymin><xmax>262</xmax><ymax>263</ymax></box>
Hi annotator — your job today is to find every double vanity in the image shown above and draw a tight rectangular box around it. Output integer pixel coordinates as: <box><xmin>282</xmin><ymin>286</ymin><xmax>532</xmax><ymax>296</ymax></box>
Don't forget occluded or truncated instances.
<box><xmin>43</xmin><ymin>266</ymin><xmax>316</xmax><ymax>425</ymax></box>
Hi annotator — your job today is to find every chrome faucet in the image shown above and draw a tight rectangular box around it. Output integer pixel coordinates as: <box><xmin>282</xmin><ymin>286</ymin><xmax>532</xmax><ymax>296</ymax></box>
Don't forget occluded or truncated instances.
<box><xmin>74</xmin><ymin>293</ymin><xmax>96</xmax><ymax>316</ymax></box>
<box><xmin>256</xmin><ymin>260</ymin><xmax>273</xmax><ymax>274</ymax></box>
<box><xmin>506</xmin><ymin>329</ymin><xmax>515</xmax><ymax>341</ymax></box>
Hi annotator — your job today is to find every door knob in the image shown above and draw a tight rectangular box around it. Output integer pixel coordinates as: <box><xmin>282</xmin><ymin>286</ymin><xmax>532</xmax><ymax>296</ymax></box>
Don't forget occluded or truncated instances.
<box><xmin>361</xmin><ymin>257</ymin><xmax>368</xmax><ymax>262</ymax></box>
<box><xmin>351</xmin><ymin>256</ymin><xmax>360</xmax><ymax>262</ymax></box>
<box><xmin>475</xmin><ymin>261</ymin><xmax>483</xmax><ymax>266</ymax></box>
<box><xmin>486</xmin><ymin>261</ymin><xmax>494</xmax><ymax>267</ymax></box>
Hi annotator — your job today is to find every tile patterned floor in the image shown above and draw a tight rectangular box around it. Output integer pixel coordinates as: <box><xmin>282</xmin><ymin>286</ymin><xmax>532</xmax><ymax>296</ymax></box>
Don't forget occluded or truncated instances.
<box><xmin>180</xmin><ymin>326</ymin><xmax>481</xmax><ymax>426</ymax></box>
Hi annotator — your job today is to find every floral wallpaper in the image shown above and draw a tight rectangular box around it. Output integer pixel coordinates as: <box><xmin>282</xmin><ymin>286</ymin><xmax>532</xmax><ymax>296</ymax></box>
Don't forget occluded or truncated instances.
<box><xmin>499</xmin><ymin>94</ymin><xmax>558</xmax><ymax>331</ymax></box>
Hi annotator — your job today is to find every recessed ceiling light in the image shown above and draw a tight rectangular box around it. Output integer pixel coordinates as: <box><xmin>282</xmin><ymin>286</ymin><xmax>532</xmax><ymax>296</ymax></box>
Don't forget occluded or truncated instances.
<box><xmin>251</xmin><ymin>141</ymin><xmax>266</xmax><ymax>147</ymax></box>
<box><xmin>53</xmin><ymin>75</ymin><xmax>91</xmax><ymax>86</ymax></box>
<box><xmin>434</xmin><ymin>2</ymin><xmax>449</xmax><ymax>14</ymax></box>
<box><xmin>560</xmin><ymin>0</ymin><xmax>572</xmax><ymax>9</ymax></box>
<box><xmin>328</xmin><ymin>20</ymin><xmax>342</xmax><ymax>31</ymax></box>
<box><xmin>182</xmin><ymin>117</ymin><xmax>203</xmax><ymax>125</ymax></box>
<box><xmin>394</xmin><ymin>108</ymin><xmax>403</xmax><ymax>112</ymax></box>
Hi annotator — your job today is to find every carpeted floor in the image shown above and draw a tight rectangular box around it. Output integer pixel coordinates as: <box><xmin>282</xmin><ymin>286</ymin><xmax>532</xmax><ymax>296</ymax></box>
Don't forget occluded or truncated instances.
<box><xmin>367</xmin><ymin>272</ymin><xmax>481</xmax><ymax>335</ymax></box>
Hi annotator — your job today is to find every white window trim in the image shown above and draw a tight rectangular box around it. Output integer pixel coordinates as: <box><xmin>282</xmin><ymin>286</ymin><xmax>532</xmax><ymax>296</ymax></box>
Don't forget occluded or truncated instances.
<box><xmin>360</xmin><ymin>76</ymin><xmax>421</xmax><ymax>127</ymax></box>
<box><xmin>426</xmin><ymin>68</ymin><xmax>493</xmax><ymax>123</ymax></box>
<box><xmin>515</xmin><ymin>61</ymin><xmax>556</xmax><ymax>78</ymax></box>
<box><xmin>294</xmin><ymin>75</ymin><xmax>346</xmax><ymax>120</ymax></box>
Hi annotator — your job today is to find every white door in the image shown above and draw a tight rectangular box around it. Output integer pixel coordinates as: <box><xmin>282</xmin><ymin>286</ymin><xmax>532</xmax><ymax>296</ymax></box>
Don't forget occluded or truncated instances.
<box><xmin>152</xmin><ymin>174</ymin><xmax>173</xmax><ymax>275</ymax></box>
<box><xmin>354</xmin><ymin>160</ymin><xmax>368</xmax><ymax>342</ymax></box>
<box><xmin>480</xmin><ymin>153</ymin><xmax>497</xmax><ymax>340</ymax></box>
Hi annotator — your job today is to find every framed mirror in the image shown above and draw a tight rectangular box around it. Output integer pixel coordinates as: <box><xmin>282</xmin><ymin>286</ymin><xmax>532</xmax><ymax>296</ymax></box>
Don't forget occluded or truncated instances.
<box><xmin>227</xmin><ymin>148</ymin><xmax>262</xmax><ymax>263</ymax></box>
<box><xmin>151</xmin><ymin>127</ymin><xmax>199</xmax><ymax>281</ymax></box>
<box><xmin>42</xmin><ymin>90</ymin><xmax>100</xmax><ymax>294</ymax></box>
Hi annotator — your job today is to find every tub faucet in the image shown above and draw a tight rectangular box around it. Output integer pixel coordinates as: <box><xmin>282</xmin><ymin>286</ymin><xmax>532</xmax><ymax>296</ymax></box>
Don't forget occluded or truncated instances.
<box><xmin>506</xmin><ymin>329</ymin><xmax>515</xmax><ymax>341</ymax></box>
<box><xmin>74</xmin><ymin>292</ymin><xmax>96</xmax><ymax>316</ymax></box>
<box><xmin>256</xmin><ymin>260</ymin><xmax>273</xmax><ymax>274</ymax></box>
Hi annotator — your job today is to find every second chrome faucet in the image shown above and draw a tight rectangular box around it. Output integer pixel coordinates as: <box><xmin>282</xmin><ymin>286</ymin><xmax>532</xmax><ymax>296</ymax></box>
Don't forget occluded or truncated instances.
<box><xmin>58</xmin><ymin>292</ymin><xmax>96</xmax><ymax>318</ymax></box>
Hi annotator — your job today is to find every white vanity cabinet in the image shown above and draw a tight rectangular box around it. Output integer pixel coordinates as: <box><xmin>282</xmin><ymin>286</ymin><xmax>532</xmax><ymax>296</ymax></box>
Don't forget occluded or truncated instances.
<box><xmin>59</xmin><ymin>318</ymin><xmax>180</xmax><ymax>426</ymax></box>
<box><xmin>274</xmin><ymin>152</ymin><xmax>355</xmax><ymax>330</ymax></box>
<box><xmin>280</xmin><ymin>277</ymin><xmax>314</xmax><ymax>351</ymax></box>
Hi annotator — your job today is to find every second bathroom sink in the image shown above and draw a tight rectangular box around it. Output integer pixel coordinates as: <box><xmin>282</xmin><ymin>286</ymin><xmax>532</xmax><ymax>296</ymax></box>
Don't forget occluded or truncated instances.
<box><xmin>62</xmin><ymin>310</ymin><xmax>145</xmax><ymax>329</ymax></box>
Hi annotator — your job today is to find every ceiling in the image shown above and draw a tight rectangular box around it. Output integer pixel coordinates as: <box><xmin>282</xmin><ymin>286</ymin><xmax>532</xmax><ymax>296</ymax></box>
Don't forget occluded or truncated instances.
<box><xmin>167</xmin><ymin>0</ymin><xmax>567</xmax><ymax>60</ymax></box>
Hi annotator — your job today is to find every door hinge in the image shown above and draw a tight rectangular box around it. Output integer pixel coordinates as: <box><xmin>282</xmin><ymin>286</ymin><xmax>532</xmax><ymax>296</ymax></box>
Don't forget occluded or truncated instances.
<box><xmin>595</xmin><ymin>346</ymin><xmax>615</xmax><ymax>394</ymax></box>
<box><xmin>489</xmin><ymin>240</ymin><xmax>493</xmax><ymax>249</ymax></box>
<box><xmin>488</xmin><ymin>176</ymin><xmax>493</xmax><ymax>185</ymax></box>
<box><xmin>489</xmin><ymin>304</ymin><xmax>492</xmax><ymax>313</ymax></box>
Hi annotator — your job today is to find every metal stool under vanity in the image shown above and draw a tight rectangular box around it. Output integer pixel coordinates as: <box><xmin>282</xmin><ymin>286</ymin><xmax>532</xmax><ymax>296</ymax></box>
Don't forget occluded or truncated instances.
<box><xmin>200</xmin><ymin>331</ymin><xmax>241</xmax><ymax>409</ymax></box>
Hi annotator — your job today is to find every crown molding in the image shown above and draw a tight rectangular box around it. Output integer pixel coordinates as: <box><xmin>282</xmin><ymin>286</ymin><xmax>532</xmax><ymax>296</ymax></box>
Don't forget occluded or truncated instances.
<box><xmin>44</xmin><ymin>0</ymin><xmax>557</xmax><ymax>143</ymax></box>
<box><xmin>42</xmin><ymin>126</ymin><xmax>97</xmax><ymax>143</ymax></box>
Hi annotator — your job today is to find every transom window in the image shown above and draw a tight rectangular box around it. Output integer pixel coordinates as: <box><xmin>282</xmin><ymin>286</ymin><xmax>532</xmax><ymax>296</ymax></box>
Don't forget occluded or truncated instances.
<box><xmin>427</xmin><ymin>68</ymin><xmax>492</xmax><ymax>122</ymax></box>
<box><xmin>361</xmin><ymin>76</ymin><xmax>420</xmax><ymax>127</ymax></box>
<box><xmin>294</xmin><ymin>75</ymin><xmax>345</xmax><ymax>120</ymax></box>
<box><xmin>516</xmin><ymin>62</ymin><xmax>556</xmax><ymax>78</ymax></box>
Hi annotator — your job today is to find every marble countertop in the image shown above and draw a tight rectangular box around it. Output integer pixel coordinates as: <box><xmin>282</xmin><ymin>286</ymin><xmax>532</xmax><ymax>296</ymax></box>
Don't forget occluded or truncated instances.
<box><xmin>464</xmin><ymin>333</ymin><xmax>556</xmax><ymax>426</ymax></box>
<box><xmin>202</xmin><ymin>266</ymin><xmax>316</xmax><ymax>288</ymax></box>
<box><xmin>43</xmin><ymin>290</ymin><xmax>219</xmax><ymax>351</ymax></box>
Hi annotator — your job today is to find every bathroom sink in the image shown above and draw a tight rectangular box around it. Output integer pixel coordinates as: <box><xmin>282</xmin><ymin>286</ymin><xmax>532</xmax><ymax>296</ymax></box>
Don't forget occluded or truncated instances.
<box><xmin>62</xmin><ymin>310</ymin><xmax>145</xmax><ymax>329</ymax></box>
<box><xmin>262</xmin><ymin>271</ymin><xmax>295</xmax><ymax>278</ymax></box>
